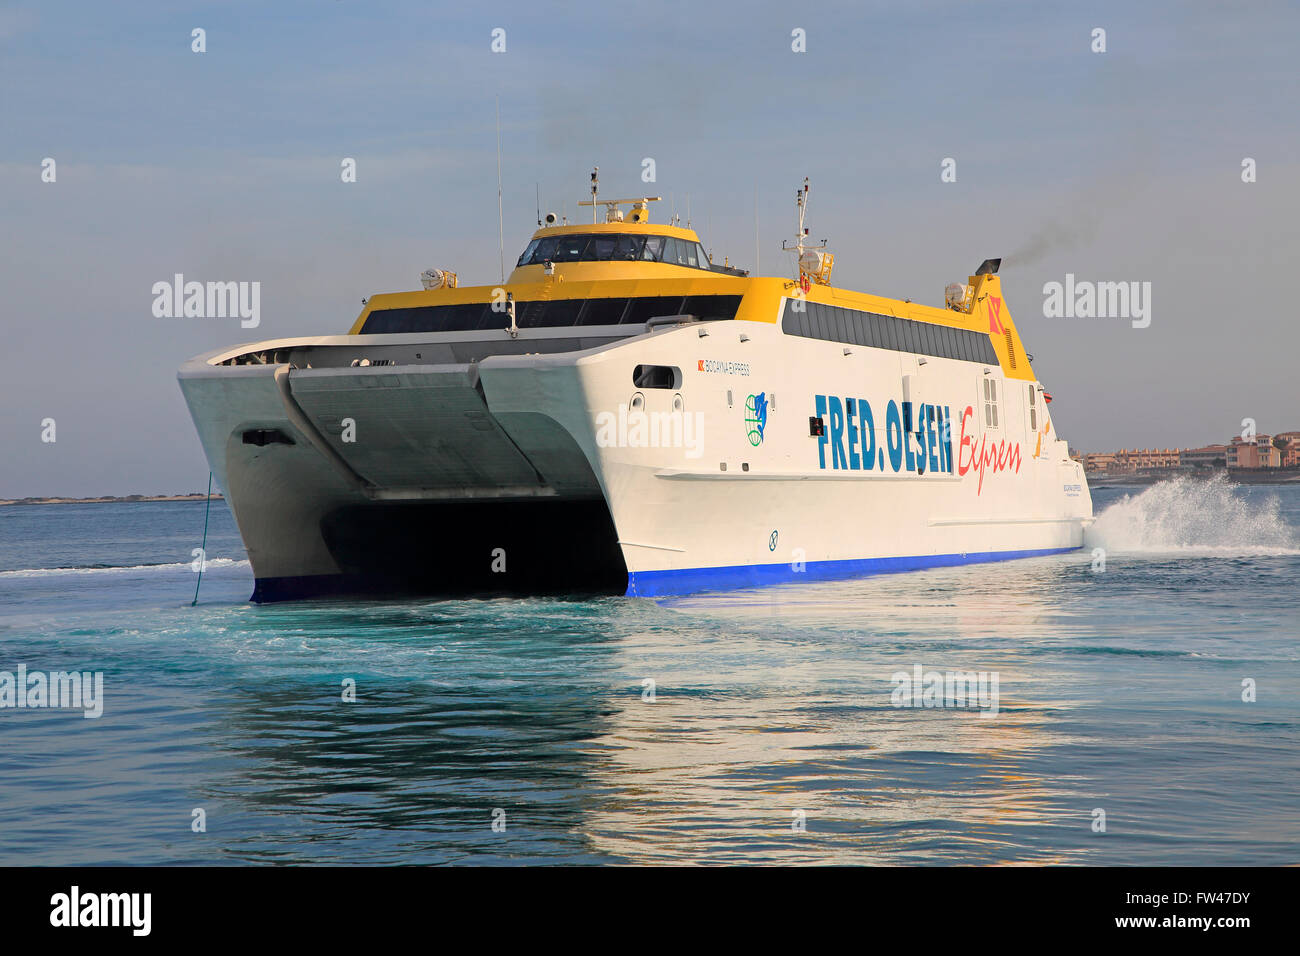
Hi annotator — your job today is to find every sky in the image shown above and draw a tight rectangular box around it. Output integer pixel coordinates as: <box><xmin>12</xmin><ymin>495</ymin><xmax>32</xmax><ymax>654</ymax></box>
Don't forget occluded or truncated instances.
<box><xmin>1</xmin><ymin>0</ymin><xmax>1297</xmax><ymax>496</ymax></box>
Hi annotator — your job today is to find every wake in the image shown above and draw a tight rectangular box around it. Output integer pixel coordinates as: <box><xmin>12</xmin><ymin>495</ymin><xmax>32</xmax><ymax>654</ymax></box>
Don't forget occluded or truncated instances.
<box><xmin>1085</xmin><ymin>474</ymin><xmax>1299</xmax><ymax>555</ymax></box>
<box><xmin>0</xmin><ymin>558</ymin><xmax>249</xmax><ymax>578</ymax></box>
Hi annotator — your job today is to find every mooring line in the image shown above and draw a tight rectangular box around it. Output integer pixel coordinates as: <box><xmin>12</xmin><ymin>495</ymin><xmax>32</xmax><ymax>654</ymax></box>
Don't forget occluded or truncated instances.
<box><xmin>192</xmin><ymin>472</ymin><xmax>213</xmax><ymax>606</ymax></box>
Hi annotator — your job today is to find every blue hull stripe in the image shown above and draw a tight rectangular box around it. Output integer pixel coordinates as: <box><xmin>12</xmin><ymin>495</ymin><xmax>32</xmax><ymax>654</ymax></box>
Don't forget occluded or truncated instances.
<box><xmin>625</xmin><ymin>546</ymin><xmax>1079</xmax><ymax>597</ymax></box>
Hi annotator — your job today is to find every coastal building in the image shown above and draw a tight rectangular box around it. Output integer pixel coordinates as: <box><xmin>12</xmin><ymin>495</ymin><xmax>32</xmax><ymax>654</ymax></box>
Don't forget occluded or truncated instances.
<box><xmin>1275</xmin><ymin>432</ymin><xmax>1300</xmax><ymax>468</ymax></box>
<box><xmin>1227</xmin><ymin>435</ymin><xmax>1280</xmax><ymax>469</ymax></box>
<box><xmin>1078</xmin><ymin>429</ymin><xmax>1299</xmax><ymax>474</ymax></box>
<box><xmin>1181</xmin><ymin>444</ymin><xmax>1228</xmax><ymax>468</ymax></box>
<box><xmin>1079</xmin><ymin>451</ymin><xmax>1118</xmax><ymax>473</ymax></box>
<box><xmin>1115</xmin><ymin>447</ymin><xmax>1181</xmax><ymax>470</ymax></box>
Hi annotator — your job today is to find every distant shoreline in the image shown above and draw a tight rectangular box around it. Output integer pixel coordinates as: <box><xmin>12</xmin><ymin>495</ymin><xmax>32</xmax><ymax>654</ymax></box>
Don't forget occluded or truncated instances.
<box><xmin>0</xmin><ymin>494</ymin><xmax>224</xmax><ymax>506</ymax></box>
<box><xmin>5</xmin><ymin>470</ymin><xmax>1299</xmax><ymax>504</ymax></box>
<box><xmin>1087</xmin><ymin>469</ymin><xmax>1300</xmax><ymax>487</ymax></box>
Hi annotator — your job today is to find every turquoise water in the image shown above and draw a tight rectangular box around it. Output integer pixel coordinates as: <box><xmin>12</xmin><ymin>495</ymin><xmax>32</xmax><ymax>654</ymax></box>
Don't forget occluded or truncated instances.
<box><xmin>1</xmin><ymin>477</ymin><xmax>1297</xmax><ymax>865</ymax></box>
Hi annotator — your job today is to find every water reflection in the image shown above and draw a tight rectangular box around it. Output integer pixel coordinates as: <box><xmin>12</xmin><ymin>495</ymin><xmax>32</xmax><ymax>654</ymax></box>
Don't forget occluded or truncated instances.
<box><xmin>202</xmin><ymin>599</ymin><xmax>626</xmax><ymax>863</ymax></box>
<box><xmin>179</xmin><ymin>566</ymin><xmax>1100</xmax><ymax>863</ymax></box>
<box><xmin>575</xmin><ymin>558</ymin><xmax>1095</xmax><ymax>863</ymax></box>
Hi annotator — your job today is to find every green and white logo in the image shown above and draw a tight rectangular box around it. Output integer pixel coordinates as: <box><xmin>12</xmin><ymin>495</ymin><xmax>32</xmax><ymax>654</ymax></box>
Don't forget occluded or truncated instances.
<box><xmin>744</xmin><ymin>392</ymin><xmax>768</xmax><ymax>446</ymax></box>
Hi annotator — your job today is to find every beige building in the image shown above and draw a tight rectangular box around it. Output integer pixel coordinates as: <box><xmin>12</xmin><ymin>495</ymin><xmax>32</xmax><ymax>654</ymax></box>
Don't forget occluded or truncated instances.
<box><xmin>1115</xmin><ymin>447</ymin><xmax>1181</xmax><ymax>470</ymax></box>
<box><xmin>1078</xmin><ymin>451</ymin><xmax>1118</xmax><ymax>473</ymax></box>
<box><xmin>1227</xmin><ymin>435</ymin><xmax>1280</xmax><ymax>469</ymax></box>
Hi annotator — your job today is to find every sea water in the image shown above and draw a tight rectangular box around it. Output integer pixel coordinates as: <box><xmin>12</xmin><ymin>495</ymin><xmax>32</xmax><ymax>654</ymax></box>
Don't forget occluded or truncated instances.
<box><xmin>0</xmin><ymin>476</ymin><xmax>1296</xmax><ymax>864</ymax></box>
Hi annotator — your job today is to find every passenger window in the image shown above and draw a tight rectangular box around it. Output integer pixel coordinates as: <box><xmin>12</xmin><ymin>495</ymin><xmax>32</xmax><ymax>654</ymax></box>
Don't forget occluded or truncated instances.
<box><xmin>983</xmin><ymin>378</ymin><xmax>999</xmax><ymax>428</ymax></box>
<box><xmin>1028</xmin><ymin>384</ymin><xmax>1037</xmax><ymax>431</ymax></box>
<box><xmin>633</xmin><ymin>364</ymin><xmax>681</xmax><ymax>389</ymax></box>
<box><xmin>885</xmin><ymin>317</ymin><xmax>901</xmax><ymax>351</ymax></box>
<box><xmin>867</xmin><ymin>313</ymin><xmax>884</xmax><ymax>348</ymax></box>
<box><xmin>578</xmin><ymin>297</ymin><xmax>629</xmax><ymax>325</ymax></box>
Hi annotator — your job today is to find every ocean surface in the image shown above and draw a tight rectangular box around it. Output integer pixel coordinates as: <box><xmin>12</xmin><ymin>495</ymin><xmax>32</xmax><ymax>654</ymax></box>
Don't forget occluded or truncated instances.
<box><xmin>1</xmin><ymin>477</ymin><xmax>1297</xmax><ymax>865</ymax></box>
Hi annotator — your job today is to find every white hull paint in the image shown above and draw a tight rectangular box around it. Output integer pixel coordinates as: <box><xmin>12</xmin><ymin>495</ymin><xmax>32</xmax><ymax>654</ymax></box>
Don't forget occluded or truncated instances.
<box><xmin>179</xmin><ymin>311</ymin><xmax>1092</xmax><ymax>601</ymax></box>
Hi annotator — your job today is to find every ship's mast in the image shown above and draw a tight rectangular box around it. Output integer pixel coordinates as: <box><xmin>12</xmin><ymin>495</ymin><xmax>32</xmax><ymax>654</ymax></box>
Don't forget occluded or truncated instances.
<box><xmin>783</xmin><ymin>177</ymin><xmax>833</xmax><ymax>285</ymax></box>
<box><xmin>795</xmin><ymin>177</ymin><xmax>809</xmax><ymax>261</ymax></box>
<box><xmin>495</xmin><ymin>98</ymin><xmax>505</xmax><ymax>283</ymax></box>
<box><xmin>577</xmin><ymin>163</ymin><xmax>662</xmax><ymax>224</ymax></box>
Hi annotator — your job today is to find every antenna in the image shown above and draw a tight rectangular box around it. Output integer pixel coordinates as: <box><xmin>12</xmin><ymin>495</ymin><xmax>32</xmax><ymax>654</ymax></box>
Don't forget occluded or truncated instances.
<box><xmin>589</xmin><ymin>166</ymin><xmax>599</xmax><ymax>224</ymax></box>
<box><xmin>495</xmin><ymin>97</ymin><xmax>505</xmax><ymax>283</ymax></box>
<box><xmin>790</xmin><ymin>175</ymin><xmax>800</xmax><ymax>257</ymax></box>
<box><xmin>754</xmin><ymin>182</ymin><xmax>760</xmax><ymax>275</ymax></box>
<box><xmin>782</xmin><ymin>177</ymin><xmax>832</xmax><ymax>285</ymax></box>
<box><xmin>535</xmin><ymin>183</ymin><xmax>541</xmax><ymax>227</ymax></box>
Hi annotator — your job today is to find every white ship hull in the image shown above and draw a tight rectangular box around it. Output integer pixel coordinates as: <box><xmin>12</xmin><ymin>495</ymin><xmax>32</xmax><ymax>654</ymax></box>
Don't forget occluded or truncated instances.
<box><xmin>179</xmin><ymin>310</ymin><xmax>1092</xmax><ymax>602</ymax></box>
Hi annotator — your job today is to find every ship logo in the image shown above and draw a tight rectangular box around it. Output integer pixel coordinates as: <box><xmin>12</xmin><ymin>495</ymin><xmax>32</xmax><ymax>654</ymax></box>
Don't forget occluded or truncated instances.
<box><xmin>987</xmin><ymin>296</ymin><xmax>1006</xmax><ymax>335</ymax></box>
<box><xmin>745</xmin><ymin>392</ymin><xmax>769</xmax><ymax>446</ymax></box>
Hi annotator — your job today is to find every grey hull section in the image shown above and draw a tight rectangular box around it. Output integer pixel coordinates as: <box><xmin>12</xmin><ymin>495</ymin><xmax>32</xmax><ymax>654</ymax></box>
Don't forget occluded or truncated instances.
<box><xmin>178</xmin><ymin>330</ymin><xmax>631</xmax><ymax>601</ymax></box>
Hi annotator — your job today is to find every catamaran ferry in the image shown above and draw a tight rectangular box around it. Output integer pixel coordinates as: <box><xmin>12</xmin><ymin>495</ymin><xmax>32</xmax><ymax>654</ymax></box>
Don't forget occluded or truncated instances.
<box><xmin>179</xmin><ymin>175</ymin><xmax>1093</xmax><ymax>601</ymax></box>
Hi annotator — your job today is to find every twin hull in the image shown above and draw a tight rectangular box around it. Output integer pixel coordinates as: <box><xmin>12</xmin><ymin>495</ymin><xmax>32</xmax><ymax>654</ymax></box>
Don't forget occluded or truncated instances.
<box><xmin>179</xmin><ymin>316</ymin><xmax>1093</xmax><ymax>601</ymax></box>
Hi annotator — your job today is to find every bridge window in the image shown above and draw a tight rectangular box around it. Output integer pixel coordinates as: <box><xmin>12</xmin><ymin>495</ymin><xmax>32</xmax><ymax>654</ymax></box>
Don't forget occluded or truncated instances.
<box><xmin>614</xmin><ymin>235</ymin><xmax>645</xmax><ymax>260</ymax></box>
<box><xmin>513</xmin><ymin>233</ymin><xmax>716</xmax><ymax>272</ymax></box>
<box><xmin>661</xmin><ymin>237</ymin><xmax>687</xmax><ymax>266</ymax></box>
<box><xmin>588</xmin><ymin>235</ymin><xmax>618</xmax><ymax>260</ymax></box>
<box><xmin>552</xmin><ymin>234</ymin><xmax>591</xmax><ymax>262</ymax></box>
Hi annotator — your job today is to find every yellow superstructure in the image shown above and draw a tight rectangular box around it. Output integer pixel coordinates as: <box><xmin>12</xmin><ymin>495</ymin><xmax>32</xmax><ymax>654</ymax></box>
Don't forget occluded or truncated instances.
<box><xmin>347</xmin><ymin>201</ymin><xmax>1034</xmax><ymax>382</ymax></box>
